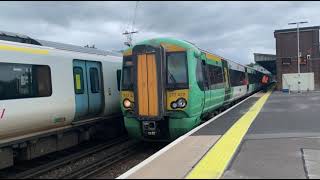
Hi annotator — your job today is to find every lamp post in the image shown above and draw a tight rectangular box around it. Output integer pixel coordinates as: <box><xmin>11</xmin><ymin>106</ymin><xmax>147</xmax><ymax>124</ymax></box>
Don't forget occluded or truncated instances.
<box><xmin>288</xmin><ymin>21</ymin><xmax>308</xmax><ymax>93</ymax></box>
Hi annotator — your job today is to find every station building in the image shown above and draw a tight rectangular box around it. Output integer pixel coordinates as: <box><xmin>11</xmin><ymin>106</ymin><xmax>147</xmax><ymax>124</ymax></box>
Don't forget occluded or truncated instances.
<box><xmin>274</xmin><ymin>26</ymin><xmax>320</xmax><ymax>91</ymax></box>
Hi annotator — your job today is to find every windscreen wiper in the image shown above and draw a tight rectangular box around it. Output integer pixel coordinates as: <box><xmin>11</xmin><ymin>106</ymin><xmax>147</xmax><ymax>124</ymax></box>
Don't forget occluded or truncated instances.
<box><xmin>168</xmin><ymin>71</ymin><xmax>177</xmax><ymax>88</ymax></box>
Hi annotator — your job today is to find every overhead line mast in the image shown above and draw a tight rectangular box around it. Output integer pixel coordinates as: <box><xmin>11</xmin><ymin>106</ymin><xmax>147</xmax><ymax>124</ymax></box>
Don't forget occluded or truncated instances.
<box><xmin>123</xmin><ymin>1</ymin><xmax>139</xmax><ymax>47</ymax></box>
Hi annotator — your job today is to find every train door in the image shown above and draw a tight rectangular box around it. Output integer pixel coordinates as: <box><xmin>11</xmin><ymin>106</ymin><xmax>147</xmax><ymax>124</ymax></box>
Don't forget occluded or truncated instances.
<box><xmin>73</xmin><ymin>59</ymin><xmax>104</xmax><ymax>121</ymax></box>
<box><xmin>136</xmin><ymin>53</ymin><xmax>159</xmax><ymax>117</ymax></box>
<box><xmin>86</xmin><ymin>61</ymin><xmax>104</xmax><ymax>115</ymax></box>
<box><xmin>201</xmin><ymin>56</ymin><xmax>211</xmax><ymax>112</ymax></box>
<box><xmin>222</xmin><ymin>59</ymin><xmax>232</xmax><ymax>103</ymax></box>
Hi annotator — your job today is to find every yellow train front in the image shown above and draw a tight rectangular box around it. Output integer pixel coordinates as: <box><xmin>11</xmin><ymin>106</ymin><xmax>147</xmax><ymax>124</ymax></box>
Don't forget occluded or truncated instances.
<box><xmin>119</xmin><ymin>38</ymin><xmax>269</xmax><ymax>142</ymax></box>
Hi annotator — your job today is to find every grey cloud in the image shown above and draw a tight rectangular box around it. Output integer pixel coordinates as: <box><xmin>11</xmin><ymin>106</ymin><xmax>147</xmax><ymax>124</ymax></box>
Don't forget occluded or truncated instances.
<box><xmin>0</xmin><ymin>1</ymin><xmax>320</xmax><ymax>64</ymax></box>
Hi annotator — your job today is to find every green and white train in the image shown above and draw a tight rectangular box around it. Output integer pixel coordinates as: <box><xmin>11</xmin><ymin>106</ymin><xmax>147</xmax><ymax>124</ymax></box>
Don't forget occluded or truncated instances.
<box><xmin>120</xmin><ymin>37</ymin><xmax>270</xmax><ymax>141</ymax></box>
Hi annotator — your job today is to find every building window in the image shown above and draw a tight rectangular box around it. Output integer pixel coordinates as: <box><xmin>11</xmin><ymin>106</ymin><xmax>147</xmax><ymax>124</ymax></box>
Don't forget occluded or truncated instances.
<box><xmin>0</xmin><ymin>63</ymin><xmax>52</xmax><ymax>100</ymax></box>
<box><xmin>282</xmin><ymin>58</ymin><xmax>291</xmax><ymax>65</ymax></box>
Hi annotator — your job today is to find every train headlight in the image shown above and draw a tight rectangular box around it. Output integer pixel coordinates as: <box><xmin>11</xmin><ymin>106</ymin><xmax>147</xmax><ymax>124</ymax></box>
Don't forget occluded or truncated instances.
<box><xmin>171</xmin><ymin>102</ymin><xmax>178</xmax><ymax>109</ymax></box>
<box><xmin>177</xmin><ymin>98</ymin><xmax>187</xmax><ymax>108</ymax></box>
<box><xmin>170</xmin><ymin>98</ymin><xmax>187</xmax><ymax>109</ymax></box>
<box><xmin>123</xmin><ymin>99</ymin><xmax>132</xmax><ymax>108</ymax></box>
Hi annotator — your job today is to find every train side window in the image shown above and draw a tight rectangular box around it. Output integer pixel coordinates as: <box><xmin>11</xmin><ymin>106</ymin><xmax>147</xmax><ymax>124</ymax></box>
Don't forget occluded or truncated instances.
<box><xmin>196</xmin><ymin>60</ymin><xmax>204</xmax><ymax>91</ymax></box>
<box><xmin>116</xmin><ymin>69</ymin><xmax>121</xmax><ymax>91</ymax></box>
<box><xmin>208</xmin><ymin>65</ymin><xmax>215</xmax><ymax>88</ymax></box>
<box><xmin>213</xmin><ymin>65</ymin><xmax>224</xmax><ymax>89</ymax></box>
<box><xmin>202</xmin><ymin>61</ymin><xmax>210</xmax><ymax>90</ymax></box>
<box><xmin>248</xmin><ymin>73</ymin><xmax>256</xmax><ymax>84</ymax></box>
<box><xmin>89</xmin><ymin>68</ymin><xmax>100</xmax><ymax>93</ymax></box>
<box><xmin>0</xmin><ymin>62</ymin><xmax>52</xmax><ymax>100</ymax></box>
<box><xmin>36</xmin><ymin>65</ymin><xmax>52</xmax><ymax>97</ymax></box>
<box><xmin>122</xmin><ymin>56</ymin><xmax>133</xmax><ymax>90</ymax></box>
<box><xmin>230</xmin><ymin>69</ymin><xmax>246</xmax><ymax>86</ymax></box>
<box><xmin>73</xmin><ymin>67</ymin><xmax>84</xmax><ymax>94</ymax></box>
<box><xmin>207</xmin><ymin>64</ymin><xmax>224</xmax><ymax>89</ymax></box>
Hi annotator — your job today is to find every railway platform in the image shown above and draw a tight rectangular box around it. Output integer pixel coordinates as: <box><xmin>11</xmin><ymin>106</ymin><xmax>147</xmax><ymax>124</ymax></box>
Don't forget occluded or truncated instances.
<box><xmin>116</xmin><ymin>89</ymin><xmax>320</xmax><ymax>179</ymax></box>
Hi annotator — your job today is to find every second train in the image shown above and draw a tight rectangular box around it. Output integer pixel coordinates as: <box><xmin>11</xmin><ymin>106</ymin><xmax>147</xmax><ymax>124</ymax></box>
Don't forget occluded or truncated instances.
<box><xmin>120</xmin><ymin>37</ymin><xmax>271</xmax><ymax>141</ymax></box>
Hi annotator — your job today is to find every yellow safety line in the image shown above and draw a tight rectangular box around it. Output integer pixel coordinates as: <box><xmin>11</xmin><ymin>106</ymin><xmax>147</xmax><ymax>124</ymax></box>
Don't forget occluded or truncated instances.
<box><xmin>186</xmin><ymin>89</ymin><xmax>273</xmax><ymax>179</ymax></box>
<box><xmin>0</xmin><ymin>44</ymin><xmax>49</xmax><ymax>55</ymax></box>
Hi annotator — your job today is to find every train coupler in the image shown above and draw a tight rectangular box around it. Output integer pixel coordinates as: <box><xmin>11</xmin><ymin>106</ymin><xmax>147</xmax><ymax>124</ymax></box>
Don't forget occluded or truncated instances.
<box><xmin>142</xmin><ymin>121</ymin><xmax>157</xmax><ymax>136</ymax></box>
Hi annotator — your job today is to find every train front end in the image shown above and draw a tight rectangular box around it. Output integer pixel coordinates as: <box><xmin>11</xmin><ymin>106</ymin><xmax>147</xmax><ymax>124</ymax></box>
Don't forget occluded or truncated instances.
<box><xmin>120</xmin><ymin>38</ymin><xmax>199</xmax><ymax>141</ymax></box>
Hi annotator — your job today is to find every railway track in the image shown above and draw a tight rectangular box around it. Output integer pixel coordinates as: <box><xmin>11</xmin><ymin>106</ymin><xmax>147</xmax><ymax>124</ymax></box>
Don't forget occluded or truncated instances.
<box><xmin>64</xmin><ymin>142</ymin><xmax>139</xmax><ymax>179</ymax></box>
<box><xmin>1</xmin><ymin>136</ymin><xmax>141</xmax><ymax>179</ymax></box>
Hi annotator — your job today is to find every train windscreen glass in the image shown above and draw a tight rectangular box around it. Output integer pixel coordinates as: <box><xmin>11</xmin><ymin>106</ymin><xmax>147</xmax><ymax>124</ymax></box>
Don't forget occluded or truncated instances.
<box><xmin>122</xmin><ymin>56</ymin><xmax>134</xmax><ymax>90</ymax></box>
<box><xmin>167</xmin><ymin>52</ymin><xmax>188</xmax><ymax>88</ymax></box>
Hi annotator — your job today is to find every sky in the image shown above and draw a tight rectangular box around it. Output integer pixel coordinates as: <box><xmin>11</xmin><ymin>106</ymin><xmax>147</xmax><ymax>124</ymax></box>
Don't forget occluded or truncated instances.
<box><xmin>0</xmin><ymin>1</ymin><xmax>320</xmax><ymax>65</ymax></box>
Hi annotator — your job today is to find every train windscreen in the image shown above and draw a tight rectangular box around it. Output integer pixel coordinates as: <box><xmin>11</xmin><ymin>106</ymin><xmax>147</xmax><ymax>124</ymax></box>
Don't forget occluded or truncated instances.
<box><xmin>166</xmin><ymin>52</ymin><xmax>188</xmax><ymax>88</ymax></box>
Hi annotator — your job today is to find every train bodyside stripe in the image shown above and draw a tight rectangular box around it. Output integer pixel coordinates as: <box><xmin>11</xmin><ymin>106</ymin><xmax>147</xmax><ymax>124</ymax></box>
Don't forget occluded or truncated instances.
<box><xmin>0</xmin><ymin>44</ymin><xmax>49</xmax><ymax>55</ymax></box>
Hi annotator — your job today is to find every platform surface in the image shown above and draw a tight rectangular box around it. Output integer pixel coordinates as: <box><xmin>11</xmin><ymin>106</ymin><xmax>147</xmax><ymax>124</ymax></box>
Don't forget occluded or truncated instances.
<box><xmin>223</xmin><ymin>91</ymin><xmax>320</xmax><ymax>179</ymax></box>
<box><xmin>117</xmin><ymin>91</ymin><xmax>320</xmax><ymax>179</ymax></box>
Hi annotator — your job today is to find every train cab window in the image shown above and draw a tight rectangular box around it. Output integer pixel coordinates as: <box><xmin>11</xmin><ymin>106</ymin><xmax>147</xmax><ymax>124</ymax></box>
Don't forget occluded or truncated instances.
<box><xmin>73</xmin><ymin>67</ymin><xmax>84</xmax><ymax>94</ymax></box>
<box><xmin>122</xmin><ymin>56</ymin><xmax>133</xmax><ymax>90</ymax></box>
<box><xmin>89</xmin><ymin>68</ymin><xmax>100</xmax><ymax>93</ymax></box>
<box><xmin>166</xmin><ymin>52</ymin><xmax>188</xmax><ymax>88</ymax></box>
<box><xmin>0</xmin><ymin>63</ymin><xmax>52</xmax><ymax>100</ymax></box>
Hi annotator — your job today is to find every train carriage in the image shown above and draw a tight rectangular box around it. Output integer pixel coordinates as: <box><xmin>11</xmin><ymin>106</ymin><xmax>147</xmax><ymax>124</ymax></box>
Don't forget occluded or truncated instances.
<box><xmin>120</xmin><ymin>37</ymin><xmax>270</xmax><ymax>141</ymax></box>
<box><xmin>0</xmin><ymin>31</ymin><xmax>122</xmax><ymax>169</ymax></box>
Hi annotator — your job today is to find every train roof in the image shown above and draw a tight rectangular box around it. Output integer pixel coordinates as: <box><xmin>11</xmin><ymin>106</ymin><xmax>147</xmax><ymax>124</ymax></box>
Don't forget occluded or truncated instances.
<box><xmin>36</xmin><ymin>39</ymin><xmax>121</xmax><ymax>57</ymax></box>
<box><xmin>194</xmin><ymin>44</ymin><xmax>267</xmax><ymax>74</ymax></box>
<box><xmin>137</xmin><ymin>37</ymin><xmax>198</xmax><ymax>50</ymax></box>
<box><xmin>130</xmin><ymin>37</ymin><xmax>268</xmax><ymax>74</ymax></box>
<box><xmin>0</xmin><ymin>30</ymin><xmax>42</xmax><ymax>45</ymax></box>
<box><xmin>0</xmin><ymin>30</ymin><xmax>121</xmax><ymax>57</ymax></box>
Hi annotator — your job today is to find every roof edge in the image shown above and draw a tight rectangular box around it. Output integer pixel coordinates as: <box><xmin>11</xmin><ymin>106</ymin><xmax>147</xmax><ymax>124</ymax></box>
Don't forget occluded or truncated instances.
<box><xmin>274</xmin><ymin>26</ymin><xmax>320</xmax><ymax>34</ymax></box>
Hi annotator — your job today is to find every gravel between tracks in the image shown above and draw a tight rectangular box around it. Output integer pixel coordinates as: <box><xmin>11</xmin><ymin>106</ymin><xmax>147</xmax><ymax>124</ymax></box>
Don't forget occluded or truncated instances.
<box><xmin>93</xmin><ymin>143</ymin><xmax>167</xmax><ymax>179</ymax></box>
<box><xmin>35</xmin><ymin>140</ymin><xmax>136</xmax><ymax>179</ymax></box>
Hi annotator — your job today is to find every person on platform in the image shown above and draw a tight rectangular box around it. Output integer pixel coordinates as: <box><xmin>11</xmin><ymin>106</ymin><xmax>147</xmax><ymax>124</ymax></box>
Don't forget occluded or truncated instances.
<box><xmin>261</xmin><ymin>75</ymin><xmax>269</xmax><ymax>92</ymax></box>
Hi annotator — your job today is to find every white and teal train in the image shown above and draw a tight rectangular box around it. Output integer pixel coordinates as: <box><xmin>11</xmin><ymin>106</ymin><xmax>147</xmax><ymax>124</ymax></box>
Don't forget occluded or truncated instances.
<box><xmin>0</xmin><ymin>31</ymin><xmax>122</xmax><ymax>169</ymax></box>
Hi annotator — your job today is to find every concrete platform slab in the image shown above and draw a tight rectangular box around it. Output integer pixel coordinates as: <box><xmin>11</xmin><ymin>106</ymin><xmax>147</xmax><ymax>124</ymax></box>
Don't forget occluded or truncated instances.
<box><xmin>223</xmin><ymin>91</ymin><xmax>320</xmax><ymax>179</ymax></box>
<box><xmin>127</xmin><ymin>135</ymin><xmax>220</xmax><ymax>179</ymax></box>
<box><xmin>223</xmin><ymin>137</ymin><xmax>317</xmax><ymax>179</ymax></box>
<box><xmin>248</xmin><ymin>92</ymin><xmax>320</xmax><ymax>135</ymax></box>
